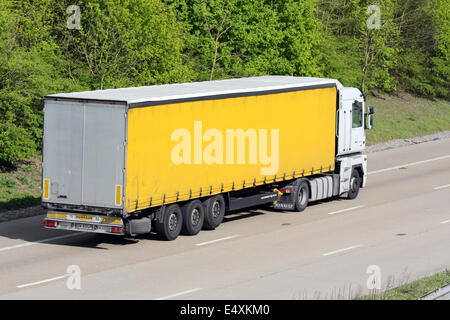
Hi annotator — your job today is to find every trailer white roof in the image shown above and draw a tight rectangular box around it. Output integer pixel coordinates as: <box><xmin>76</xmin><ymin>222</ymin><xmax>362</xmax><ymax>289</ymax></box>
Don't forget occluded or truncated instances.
<box><xmin>46</xmin><ymin>76</ymin><xmax>343</xmax><ymax>106</ymax></box>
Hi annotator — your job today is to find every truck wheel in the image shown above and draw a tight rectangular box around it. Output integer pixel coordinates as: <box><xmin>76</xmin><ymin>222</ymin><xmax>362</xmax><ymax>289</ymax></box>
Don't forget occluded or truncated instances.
<box><xmin>181</xmin><ymin>200</ymin><xmax>205</xmax><ymax>236</ymax></box>
<box><xmin>203</xmin><ymin>195</ymin><xmax>225</xmax><ymax>230</ymax></box>
<box><xmin>294</xmin><ymin>181</ymin><xmax>309</xmax><ymax>212</ymax></box>
<box><xmin>347</xmin><ymin>170</ymin><xmax>361</xmax><ymax>200</ymax></box>
<box><xmin>155</xmin><ymin>204</ymin><xmax>183</xmax><ymax>241</ymax></box>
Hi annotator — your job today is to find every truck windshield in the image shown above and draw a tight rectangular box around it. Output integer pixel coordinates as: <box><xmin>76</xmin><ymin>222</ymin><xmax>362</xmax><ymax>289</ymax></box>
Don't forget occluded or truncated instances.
<box><xmin>352</xmin><ymin>102</ymin><xmax>363</xmax><ymax>128</ymax></box>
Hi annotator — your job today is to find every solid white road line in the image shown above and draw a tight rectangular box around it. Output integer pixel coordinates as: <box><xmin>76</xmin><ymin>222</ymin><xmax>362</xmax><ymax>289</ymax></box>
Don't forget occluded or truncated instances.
<box><xmin>440</xmin><ymin>219</ymin><xmax>450</xmax><ymax>224</ymax></box>
<box><xmin>154</xmin><ymin>288</ymin><xmax>202</xmax><ymax>300</ymax></box>
<box><xmin>195</xmin><ymin>235</ymin><xmax>240</xmax><ymax>247</ymax></box>
<box><xmin>328</xmin><ymin>205</ymin><xmax>365</xmax><ymax>215</ymax></box>
<box><xmin>434</xmin><ymin>184</ymin><xmax>450</xmax><ymax>190</ymax></box>
<box><xmin>368</xmin><ymin>155</ymin><xmax>450</xmax><ymax>175</ymax></box>
<box><xmin>17</xmin><ymin>275</ymin><xmax>68</xmax><ymax>289</ymax></box>
<box><xmin>0</xmin><ymin>233</ymin><xmax>84</xmax><ymax>253</ymax></box>
<box><xmin>322</xmin><ymin>245</ymin><xmax>363</xmax><ymax>257</ymax></box>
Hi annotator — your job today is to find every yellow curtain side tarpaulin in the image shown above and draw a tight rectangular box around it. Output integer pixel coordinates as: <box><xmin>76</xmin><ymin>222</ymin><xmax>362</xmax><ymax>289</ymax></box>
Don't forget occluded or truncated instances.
<box><xmin>125</xmin><ymin>87</ymin><xmax>337</xmax><ymax>212</ymax></box>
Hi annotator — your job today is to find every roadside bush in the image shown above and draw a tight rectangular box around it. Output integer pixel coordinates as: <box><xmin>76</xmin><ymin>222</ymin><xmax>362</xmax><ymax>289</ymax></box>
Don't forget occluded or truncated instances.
<box><xmin>0</xmin><ymin>123</ymin><xmax>36</xmax><ymax>168</ymax></box>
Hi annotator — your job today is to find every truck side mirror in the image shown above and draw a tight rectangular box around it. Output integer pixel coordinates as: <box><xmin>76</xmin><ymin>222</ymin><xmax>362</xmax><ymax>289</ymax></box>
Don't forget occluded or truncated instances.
<box><xmin>365</xmin><ymin>114</ymin><xmax>373</xmax><ymax>130</ymax></box>
<box><xmin>364</xmin><ymin>106</ymin><xmax>374</xmax><ymax>129</ymax></box>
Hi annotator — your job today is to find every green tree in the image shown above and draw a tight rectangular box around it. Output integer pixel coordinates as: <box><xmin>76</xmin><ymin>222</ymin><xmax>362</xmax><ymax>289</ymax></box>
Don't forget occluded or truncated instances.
<box><xmin>394</xmin><ymin>0</ymin><xmax>449</xmax><ymax>98</ymax></box>
<box><xmin>431</xmin><ymin>0</ymin><xmax>449</xmax><ymax>98</ymax></box>
<box><xmin>0</xmin><ymin>0</ymin><xmax>192</xmax><ymax>167</ymax></box>
<box><xmin>317</xmin><ymin>0</ymin><xmax>399</xmax><ymax>92</ymax></box>
<box><xmin>0</xmin><ymin>122</ymin><xmax>36</xmax><ymax>167</ymax></box>
<box><xmin>60</xmin><ymin>0</ymin><xmax>192</xmax><ymax>89</ymax></box>
<box><xmin>167</xmin><ymin>0</ymin><xmax>322</xmax><ymax>80</ymax></box>
<box><xmin>272</xmin><ymin>0</ymin><xmax>322</xmax><ymax>77</ymax></box>
<box><xmin>359</xmin><ymin>0</ymin><xmax>399</xmax><ymax>92</ymax></box>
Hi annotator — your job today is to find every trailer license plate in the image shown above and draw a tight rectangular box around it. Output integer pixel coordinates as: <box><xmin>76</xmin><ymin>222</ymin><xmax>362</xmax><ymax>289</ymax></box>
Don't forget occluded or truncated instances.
<box><xmin>74</xmin><ymin>223</ymin><xmax>94</xmax><ymax>231</ymax></box>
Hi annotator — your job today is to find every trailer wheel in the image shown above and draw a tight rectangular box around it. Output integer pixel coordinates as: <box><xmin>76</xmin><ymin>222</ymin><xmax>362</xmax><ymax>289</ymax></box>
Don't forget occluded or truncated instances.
<box><xmin>294</xmin><ymin>181</ymin><xmax>309</xmax><ymax>212</ymax></box>
<box><xmin>181</xmin><ymin>200</ymin><xmax>205</xmax><ymax>236</ymax></box>
<box><xmin>347</xmin><ymin>170</ymin><xmax>361</xmax><ymax>200</ymax></box>
<box><xmin>203</xmin><ymin>195</ymin><xmax>225</xmax><ymax>230</ymax></box>
<box><xmin>155</xmin><ymin>204</ymin><xmax>183</xmax><ymax>241</ymax></box>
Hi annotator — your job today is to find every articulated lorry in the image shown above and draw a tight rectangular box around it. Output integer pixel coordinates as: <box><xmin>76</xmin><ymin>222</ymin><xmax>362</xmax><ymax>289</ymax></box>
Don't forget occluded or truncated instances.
<box><xmin>42</xmin><ymin>76</ymin><xmax>374</xmax><ymax>240</ymax></box>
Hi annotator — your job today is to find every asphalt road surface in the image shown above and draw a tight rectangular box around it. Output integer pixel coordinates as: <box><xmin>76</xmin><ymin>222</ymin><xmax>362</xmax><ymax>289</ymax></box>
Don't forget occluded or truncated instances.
<box><xmin>0</xmin><ymin>139</ymin><xmax>449</xmax><ymax>300</ymax></box>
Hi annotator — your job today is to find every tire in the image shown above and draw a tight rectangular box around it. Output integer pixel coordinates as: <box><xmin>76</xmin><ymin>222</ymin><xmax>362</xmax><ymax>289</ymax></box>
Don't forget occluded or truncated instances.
<box><xmin>294</xmin><ymin>180</ymin><xmax>309</xmax><ymax>212</ymax></box>
<box><xmin>347</xmin><ymin>169</ymin><xmax>361</xmax><ymax>200</ymax></box>
<box><xmin>181</xmin><ymin>200</ymin><xmax>205</xmax><ymax>236</ymax></box>
<box><xmin>155</xmin><ymin>204</ymin><xmax>183</xmax><ymax>241</ymax></box>
<box><xmin>202</xmin><ymin>195</ymin><xmax>225</xmax><ymax>230</ymax></box>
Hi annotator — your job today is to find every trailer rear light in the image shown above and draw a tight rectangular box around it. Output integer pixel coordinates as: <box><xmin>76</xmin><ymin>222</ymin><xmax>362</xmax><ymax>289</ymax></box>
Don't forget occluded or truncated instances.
<box><xmin>111</xmin><ymin>227</ymin><xmax>123</xmax><ymax>234</ymax></box>
<box><xmin>279</xmin><ymin>188</ymin><xmax>293</xmax><ymax>194</ymax></box>
<box><xmin>44</xmin><ymin>220</ymin><xmax>57</xmax><ymax>227</ymax></box>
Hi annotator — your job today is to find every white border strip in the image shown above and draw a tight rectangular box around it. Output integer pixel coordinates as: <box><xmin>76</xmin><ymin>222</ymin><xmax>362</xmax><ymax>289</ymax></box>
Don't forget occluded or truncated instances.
<box><xmin>154</xmin><ymin>288</ymin><xmax>202</xmax><ymax>300</ymax></box>
<box><xmin>434</xmin><ymin>184</ymin><xmax>450</xmax><ymax>190</ymax></box>
<box><xmin>322</xmin><ymin>245</ymin><xmax>363</xmax><ymax>257</ymax></box>
<box><xmin>196</xmin><ymin>235</ymin><xmax>240</xmax><ymax>247</ymax></box>
<box><xmin>328</xmin><ymin>205</ymin><xmax>365</xmax><ymax>215</ymax></box>
<box><xmin>368</xmin><ymin>155</ymin><xmax>450</xmax><ymax>175</ymax></box>
<box><xmin>17</xmin><ymin>275</ymin><xmax>68</xmax><ymax>289</ymax></box>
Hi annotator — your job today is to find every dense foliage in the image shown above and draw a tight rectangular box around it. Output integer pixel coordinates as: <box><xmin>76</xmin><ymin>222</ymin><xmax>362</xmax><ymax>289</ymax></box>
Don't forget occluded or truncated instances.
<box><xmin>0</xmin><ymin>0</ymin><xmax>448</xmax><ymax>167</ymax></box>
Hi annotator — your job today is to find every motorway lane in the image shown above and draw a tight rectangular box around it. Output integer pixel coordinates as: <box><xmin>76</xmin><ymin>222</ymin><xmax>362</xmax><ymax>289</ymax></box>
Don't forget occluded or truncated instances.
<box><xmin>0</xmin><ymin>138</ymin><xmax>449</xmax><ymax>299</ymax></box>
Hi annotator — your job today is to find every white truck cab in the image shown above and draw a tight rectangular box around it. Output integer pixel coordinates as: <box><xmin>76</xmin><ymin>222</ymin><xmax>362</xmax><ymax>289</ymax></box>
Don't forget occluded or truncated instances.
<box><xmin>274</xmin><ymin>83</ymin><xmax>374</xmax><ymax>209</ymax></box>
<box><xmin>337</xmin><ymin>87</ymin><xmax>367</xmax><ymax>155</ymax></box>
<box><xmin>336</xmin><ymin>87</ymin><xmax>374</xmax><ymax>196</ymax></box>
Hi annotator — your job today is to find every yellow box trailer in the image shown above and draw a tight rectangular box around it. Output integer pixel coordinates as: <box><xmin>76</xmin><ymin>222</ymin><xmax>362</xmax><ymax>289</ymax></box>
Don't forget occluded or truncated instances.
<box><xmin>42</xmin><ymin>76</ymin><xmax>371</xmax><ymax>240</ymax></box>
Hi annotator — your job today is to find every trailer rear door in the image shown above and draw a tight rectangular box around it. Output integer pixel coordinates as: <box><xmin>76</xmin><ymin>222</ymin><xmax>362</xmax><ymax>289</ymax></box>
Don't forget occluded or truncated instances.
<box><xmin>42</xmin><ymin>100</ymin><xmax>125</xmax><ymax>209</ymax></box>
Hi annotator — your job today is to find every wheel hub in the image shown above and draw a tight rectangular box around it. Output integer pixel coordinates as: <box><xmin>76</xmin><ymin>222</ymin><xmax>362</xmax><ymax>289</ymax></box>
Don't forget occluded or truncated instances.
<box><xmin>298</xmin><ymin>187</ymin><xmax>307</xmax><ymax>206</ymax></box>
<box><xmin>191</xmin><ymin>208</ymin><xmax>200</xmax><ymax>226</ymax></box>
<box><xmin>351</xmin><ymin>177</ymin><xmax>357</xmax><ymax>190</ymax></box>
<box><xmin>212</xmin><ymin>201</ymin><xmax>221</xmax><ymax>218</ymax></box>
<box><xmin>168</xmin><ymin>213</ymin><xmax>178</xmax><ymax>231</ymax></box>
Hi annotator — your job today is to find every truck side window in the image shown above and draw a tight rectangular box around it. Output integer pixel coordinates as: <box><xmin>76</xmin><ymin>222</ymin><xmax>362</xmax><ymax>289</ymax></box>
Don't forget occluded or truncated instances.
<box><xmin>352</xmin><ymin>101</ymin><xmax>363</xmax><ymax>128</ymax></box>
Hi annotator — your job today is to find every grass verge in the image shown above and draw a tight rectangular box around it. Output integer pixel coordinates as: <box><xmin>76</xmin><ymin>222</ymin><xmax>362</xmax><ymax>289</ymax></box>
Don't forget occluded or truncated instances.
<box><xmin>0</xmin><ymin>157</ymin><xmax>41</xmax><ymax>212</ymax></box>
<box><xmin>359</xmin><ymin>270</ymin><xmax>450</xmax><ymax>300</ymax></box>
<box><xmin>366</xmin><ymin>91</ymin><xmax>450</xmax><ymax>146</ymax></box>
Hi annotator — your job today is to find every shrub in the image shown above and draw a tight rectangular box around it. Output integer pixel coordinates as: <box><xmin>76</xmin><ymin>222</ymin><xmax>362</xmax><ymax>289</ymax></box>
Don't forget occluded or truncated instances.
<box><xmin>0</xmin><ymin>123</ymin><xmax>36</xmax><ymax>167</ymax></box>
